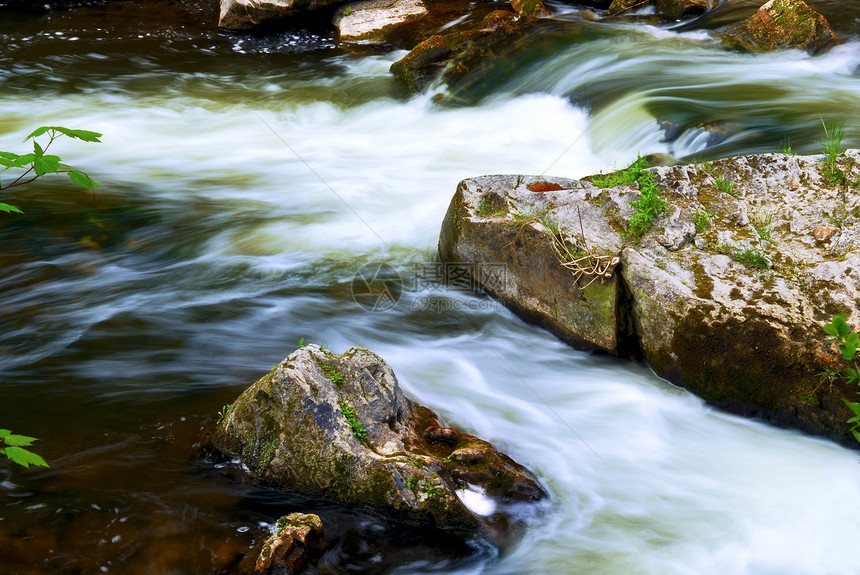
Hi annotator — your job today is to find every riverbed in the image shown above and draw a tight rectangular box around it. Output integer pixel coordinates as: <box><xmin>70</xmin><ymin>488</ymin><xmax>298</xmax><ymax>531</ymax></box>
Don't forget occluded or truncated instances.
<box><xmin>1</xmin><ymin>0</ymin><xmax>860</xmax><ymax>573</ymax></box>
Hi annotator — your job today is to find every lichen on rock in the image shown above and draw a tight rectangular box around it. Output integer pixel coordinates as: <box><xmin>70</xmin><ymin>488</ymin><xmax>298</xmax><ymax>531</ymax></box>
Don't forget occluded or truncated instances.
<box><xmin>438</xmin><ymin>151</ymin><xmax>860</xmax><ymax>445</ymax></box>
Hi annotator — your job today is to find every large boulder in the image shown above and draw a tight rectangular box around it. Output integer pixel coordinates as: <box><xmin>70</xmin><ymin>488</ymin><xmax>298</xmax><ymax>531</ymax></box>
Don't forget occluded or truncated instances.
<box><xmin>209</xmin><ymin>345</ymin><xmax>546</xmax><ymax>542</ymax></box>
<box><xmin>723</xmin><ymin>0</ymin><xmax>838</xmax><ymax>54</ymax></box>
<box><xmin>439</xmin><ymin>152</ymin><xmax>860</xmax><ymax>445</ymax></box>
<box><xmin>390</xmin><ymin>15</ymin><xmax>563</xmax><ymax>93</ymax></box>
<box><xmin>333</xmin><ymin>0</ymin><xmax>428</xmax><ymax>43</ymax></box>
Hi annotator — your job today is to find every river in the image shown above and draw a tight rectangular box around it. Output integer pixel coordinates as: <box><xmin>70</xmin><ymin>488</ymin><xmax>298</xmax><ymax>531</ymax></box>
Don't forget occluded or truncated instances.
<box><xmin>1</xmin><ymin>0</ymin><xmax>859</xmax><ymax>573</ymax></box>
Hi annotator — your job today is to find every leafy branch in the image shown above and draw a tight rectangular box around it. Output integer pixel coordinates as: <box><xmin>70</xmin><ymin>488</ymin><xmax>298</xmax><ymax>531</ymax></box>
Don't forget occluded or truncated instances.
<box><xmin>1</xmin><ymin>429</ymin><xmax>49</xmax><ymax>469</ymax></box>
<box><xmin>823</xmin><ymin>314</ymin><xmax>860</xmax><ymax>443</ymax></box>
<box><xmin>1</xmin><ymin>125</ymin><xmax>102</xmax><ymax>214</ymax></box>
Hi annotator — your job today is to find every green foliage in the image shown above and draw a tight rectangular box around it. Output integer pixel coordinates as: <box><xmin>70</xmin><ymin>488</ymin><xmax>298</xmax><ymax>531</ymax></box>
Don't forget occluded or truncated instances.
<box><xmin>510</xmin><ymin>205</ymin><xmax>548</xmax><ymax>224</ymax></box>
<box><xmin>591</xmin><ymin>156</ymin><xmax>667</xmax><ymax>240</ymax></box>
<box><xmin>339</xmin><ymin>401</ymin><xmax>366</xmax><ymax>441</ymax></box>
<box><xmin>714</xmin><ymin>177</ymin><xmax>737</xmax><ymax>196</ymax></box>
<box><xmin>405</xmin><ymin>476</ymin><xmax>416</xmax><ymax>491</ymax></box>
<box><xmin>628</xmin><ymin>169</ymin><xmax>668</xmax><ymax>240</ymax></box>
<box><xmin>540</xmin><ymin>215</ymin><xmax>560</xmax><ymax>236</ymax></box>
<box><xmin>750</xmin><ymin>208</ymin><xmax>775</xmax><ymax>243</ymax></box>
<box><xmin>693</xmin><ymin>210</ymin><xmax>713</xmax><ymax>232</ymax></box>
<box><xmin>820</xmin><ymin>119</ymin><xmax>845</xmax><ymax>184</ymax></box>
<box><xmin>1</xmin><ymin>126</ymin><xmax>102</xmax><ymax>214</ymax></box>
<box><xmin>781</xmin><ymin>137</ymin><xmax>794</xmax><ymax>155</ymax></box>
<box><xmin>0</xmin><ymin>429</ymin><xmax>49</xmax><ymax>469</ymax></box>
<box><xmin>824</xmin><ymin>315</ymin><xmax>859</xmax><ymax>372</ymax></box>
<box><xmin>343</xmin><ymin>5</ymin><xmax>352</xmax><ymax>15</ymax></box>
<box><xmin>276</xmin><ymin>515</ymin><xmax>290</xmax><ymax>531</ymax></box>
<box><xmin>591</xmin><ymin>155</ymin><xmax>648</xmax><ymax>188</ymax></box>
<box><xmin>733</xmin><ymin>247</ymin><xmax>770</xmax><ymax>270</ymax></box>
<box><xmin>217</xmin><ymin>404</ymin><xmax>232</xmax><ymax>425</ymax></box>
<box><xmin>320</xmin><ymin>363</ymin><xmax>343</xmax><ymax>384</ymax></box>
<box><xmin>823</xmin><ymin>314</ymin><xmax>860</xmax><ymax>443</ymax></box>
<box><xmin>299</xmin><ymin>337</ymin><xmax>305</xmax><ymax>348</ymax></box>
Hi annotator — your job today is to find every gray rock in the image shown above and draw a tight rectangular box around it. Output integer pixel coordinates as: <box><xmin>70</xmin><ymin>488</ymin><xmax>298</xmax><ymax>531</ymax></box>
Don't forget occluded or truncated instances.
<box><xmin>219</xmin><ymin>0</ymin><xmax>341</xmax><ymax>30</ymax></box>
<box><xmin>439</xmin><ymin>151</ymin><xmax>860</xmax><ymax>444</ymax></box>
<box><xmin>333</xmin><ymin>0</ymin><xmax>428</xmax><ymax>43</ymax></box>
<box><xmin>210</xmin><ymin>345</ymin><xmax>546</xmax><ymax>542</ymax></box>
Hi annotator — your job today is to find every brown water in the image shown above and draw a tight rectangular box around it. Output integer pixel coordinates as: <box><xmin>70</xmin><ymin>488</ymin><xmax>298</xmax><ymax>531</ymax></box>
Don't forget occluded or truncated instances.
<box><xmin>2</xmin><ymin>1</ymin><xmax>860</xmax><ymax>574</ymax></box>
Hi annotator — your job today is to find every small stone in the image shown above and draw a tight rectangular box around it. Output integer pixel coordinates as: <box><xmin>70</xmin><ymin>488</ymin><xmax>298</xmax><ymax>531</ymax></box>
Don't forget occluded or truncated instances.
<box><xmin>255</xmin><ymin>513</ymin><xmax>324</xmax><ymax>575</ymax></box>
<box><xmin>813</xmin><ymin>225</ymin><xmax>838</xmax><ymax>243</ymax></box>
<box><xmin>789</xmin><ymin>176</ymin><xmax>799</xmax><ymax>190</ymax></box>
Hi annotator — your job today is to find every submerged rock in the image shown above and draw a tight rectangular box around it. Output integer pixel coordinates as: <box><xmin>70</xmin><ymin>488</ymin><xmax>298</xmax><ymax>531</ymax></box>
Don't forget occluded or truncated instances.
<box><xmin>439</xmin><ymin>152</ymin><xmax>860</xmax><ymax>445</ymax></box>
<box><xmin>723</xmin><ymin>0</ymin><xmax>838</xmax><ymax>54</ymax></box>
<box><xmin>210</xmin><ymin>345</ymin><xmax>546</xmax><ymax>543</ymax></box>
<box><xmin>333</xmin><ymin>0</ymin><xmax>428</xmax><ymax>42</ymax></box>
<box><xmin>255</xmin><ymin>513</ymin><xmax>324</xmax><ymax>575</ymax></box>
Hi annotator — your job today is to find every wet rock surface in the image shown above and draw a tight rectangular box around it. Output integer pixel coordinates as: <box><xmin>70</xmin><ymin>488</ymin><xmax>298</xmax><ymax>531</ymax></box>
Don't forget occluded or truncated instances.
<box><xmin>209</xmin><ymin>345</ymin><xmax>547</xmax><ymax>545</ymax></box>
<box><xmin>439</xmin><ymin>151</ymin><xmax>860</xmax><ymax>445</ymax></box>
<box><xmin>255</xmin><ymin>513</ymin><xmax>324</xmax><ymax>575</ymax></box>
<box><xmin>723</xmin><ymin>0</ymin><xmax>838</xmax><ymax>54</ymax></box>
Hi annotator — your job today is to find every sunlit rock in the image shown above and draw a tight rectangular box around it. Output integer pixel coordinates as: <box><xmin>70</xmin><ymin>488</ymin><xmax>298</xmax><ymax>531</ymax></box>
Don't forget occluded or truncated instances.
<box><xmin>439</xmin><ymin>151</ymin><xmax>860</xmax><ymax>446</ymax></box>
<box><xmin>209</xmin><ymin>345</ymin><xmax>546</xmax><ymax>544</ymax></box>
<box><xmin>510</xmin><ymin>0</ymin><xmax>550</xmax><ymax>18</ymax></box>
<box><xmin>219</xmin><ymin>0</ymin><xmax>341</xmax><ymax>29</ymax></box>
<box><xmin>255</xmin><ymin>513</ymin><xmax>324</xmax><ymax>575</ymax></box>
<box><xmin>333</xmin><ymin>0</ymin><xmax>428</xmax><ymax>43</ymax></box>
<box><xmin>723</xmin><ymin>0</ymin><xmax>838</xmax><ymax>54</ymax></box>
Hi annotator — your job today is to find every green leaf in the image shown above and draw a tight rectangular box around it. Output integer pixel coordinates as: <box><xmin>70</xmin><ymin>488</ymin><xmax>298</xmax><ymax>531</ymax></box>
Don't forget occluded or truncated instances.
<box><xmin>34</xmin><ymin>154</ymin><xmax>61</xmax><ymax>176</ymax></box>
<box><xmin>11</xmin><ymin>153</ymin><xmax>35</xmax><ymax>168</ymax></box>
<box><xmin>840</xmin><ymin>333</ymin><xmax>859</xmax><ymax>361</ymax></box>
<box><xmin>50</xmin><ymin>127</ymin><xmax>102</xmax><ymax>143</ymax></box>
<box><xmin>852</xmin><ymin>428</ymin><xmax>860</xmax><ymax>444</ymax></box>
<box><xmin>33</xmin><ymin>140</ymin><xmax>44</xmax><ymax>157</ymax></box>
<box><xmin>843</xmin><ymin>400</ymin><xmax>860</xmax><ymax>417</ymax></box>
<box><xmin>2</xmin><ymin>434</ymin><xmax>38</xmax><ymax>447</ymax></box>
<box><xmin>23</xmin><ymin>126</ymin><xmax>52</xmax><ymax>141</ymax></box>
<box><xmin>0</xmin><ymin>203</ymin><xmax>23</xmax><ymax>214</ymax></box>
<box><xmin>0</xmin><ymin>151</ymin><xmax>19</xmax><ymax>160</ymax></box>
<box><xmin>67</xmin><ymin>170</ymin><xmax>101</xmax><ymax>190</ymax></box>
<box><xmin>0</xmin><ymin>429</ymin><xmax>11</xmax><ymax>438</ymax></box>
<box><xmin>824</xmin><ymin>315</ymin><xmax>850</xmax><ymax>338</ymax></box>
<box><xmin>2</xmin><ymin>446</ymin><xmax>49</xmax><ymax>468</ymax></box>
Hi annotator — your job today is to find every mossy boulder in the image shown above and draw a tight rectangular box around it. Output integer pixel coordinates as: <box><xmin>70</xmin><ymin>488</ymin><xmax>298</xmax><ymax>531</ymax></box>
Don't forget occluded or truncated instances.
<box><xmin>510</xmin><ymin>0</ymin><xmax>550</xmax><ymax>18</ymax></box>
<box><xmin>723</xmin><ymin>0</ymin><xmax>838</xmax><ymax>54</ymax></box>
<box><xmin>209</xmin><ymin>345</ymin><xmax>546</xmax><ymax>542</ymax></box>
<box><xmin>219</xmin><ymin>0</ymin><xmax>338</xmax><ymax>29</ymax></box>
<box><xmin>439</xmin><ymin>152</ymin><xmax>860</xmax><ymax>445</ymax></box>
<box><xmin>390</xmin><ymin>16</ymin><xmax>563</xmax><ymax>94</ymax></box>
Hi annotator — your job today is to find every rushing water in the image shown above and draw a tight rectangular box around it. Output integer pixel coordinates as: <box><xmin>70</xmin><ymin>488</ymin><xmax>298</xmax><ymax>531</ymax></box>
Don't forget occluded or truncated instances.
<box><xmin>2</xmin><ymin>1</ymin><xmax>860</xmax><ymax>573</ymax></box>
